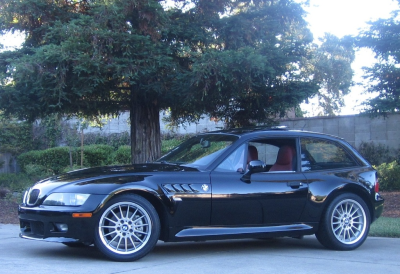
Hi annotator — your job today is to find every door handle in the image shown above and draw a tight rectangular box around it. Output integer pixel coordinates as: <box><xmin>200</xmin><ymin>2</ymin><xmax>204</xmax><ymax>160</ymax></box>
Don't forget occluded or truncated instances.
<box><xmin>287</xmin><ymin>182</ymin><xmax>303</xmax><ymax>188</ymax></box>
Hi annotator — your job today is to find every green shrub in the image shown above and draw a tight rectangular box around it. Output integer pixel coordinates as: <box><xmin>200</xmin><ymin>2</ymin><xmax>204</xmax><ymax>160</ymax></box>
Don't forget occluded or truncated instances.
<box><xmin>82</xmin><ymin>132</ymin><xmax>131</xmax><ymax>149</ymax></box>
<box><xmin>0</xmin><ymin>119</ymin><xmax>37</xmax><ymax>154</ymax></box>
<box><xmin>358</xmin><ymin>141</ymin><xmax>393</xmax><ymax>166</ymax></box>
<box><xmin>18</xmin><ymin>147</ymin><xmax>70</xmax><ymax>174</ymax></box>
<box><xmin>17</xmin><ymin>150</ymin><xmax>41</xmax><ymax>170</ymax></box>
<box><xmin>112</xmin><ymin>145</ymin><xmax>131</xmax><ymax>164</ymax></box>
<box><xmin>375</xmin><ymin>160</ymin><xmax>400</xmax><ymax>191</ymax></box>
<box><xmin>23</xmin><ymin>164</ymin><xmax>53</xmax><ymax>181</ymax></box>
<box><xmin>83</xmin><ymin>144</ymin><xmax>114</xmax><ymax>167</ymax></box>
<box><xmin>0</xmin><ymin>173</ymin><xmax>33</xmax><ymax>193</ymax></box>
<box><xmin>18</xmin><ymin>145</ymin><xmax>116</xmax><ymax>173</ymax></box>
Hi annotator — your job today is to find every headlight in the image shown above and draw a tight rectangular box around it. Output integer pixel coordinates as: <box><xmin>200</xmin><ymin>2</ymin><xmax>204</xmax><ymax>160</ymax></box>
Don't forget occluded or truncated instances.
<box><xmin>42</xmin><ymin>193</ymin><xmax>90</xmax><ymax>206</ymax></box>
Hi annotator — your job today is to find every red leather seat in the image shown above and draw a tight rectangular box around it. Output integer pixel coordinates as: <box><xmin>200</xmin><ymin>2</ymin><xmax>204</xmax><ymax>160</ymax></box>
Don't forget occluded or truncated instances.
<box><xmin>270</xmin><ymin>145</ymin><xmax>295</xmax><ymax>171</ymax></box>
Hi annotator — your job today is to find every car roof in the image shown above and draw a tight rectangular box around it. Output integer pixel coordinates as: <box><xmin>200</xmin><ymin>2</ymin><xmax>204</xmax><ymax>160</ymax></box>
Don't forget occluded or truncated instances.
<box><xmin>199</xmin><ymin>126</ymin><xmax>345</xmax><ymax>141</ymax></box>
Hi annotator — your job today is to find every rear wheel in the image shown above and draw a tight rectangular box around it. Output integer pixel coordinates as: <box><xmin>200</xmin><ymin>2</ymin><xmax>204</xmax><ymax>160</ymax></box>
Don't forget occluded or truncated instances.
<box><xmin>316</xmin><ymin>193</ymin><xmax>370</xmax><ymax>250</ymax></box>
<box><xmin>94</xmin><ymin>194</ymin><xmax>160</xmax><ymax>261</ymax></box>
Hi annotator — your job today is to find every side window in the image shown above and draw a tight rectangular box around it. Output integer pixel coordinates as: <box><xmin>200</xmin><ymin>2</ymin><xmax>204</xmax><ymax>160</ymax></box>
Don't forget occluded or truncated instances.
<box><xmin>249</xmin><ymin>142</ymin><xmax>279</xmax><ymax>165</ymax></box>
<box><xmin>250</xmin><ymin>138</ymin><xmax>297</xmax><ymax>172</ymax></box>
<box><xmin>301</xmin><ymin>138</ymin><xmax>358</xmax><ymax>171</ymax></box>
<box><xmin>215</xmin><ymin>144</ymin><xmax>247</xmax><ymax>172</ymax></box>
<box><xmin>215</xmin><ymin>138</ymin><xmax>298</xmax><ymax>172</ymax></box>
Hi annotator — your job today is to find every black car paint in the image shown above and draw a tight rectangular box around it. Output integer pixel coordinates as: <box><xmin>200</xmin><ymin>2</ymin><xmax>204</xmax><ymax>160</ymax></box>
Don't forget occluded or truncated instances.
<box><xmin>19</xmin><ymin>129</ymin><xmax>384</xmax><ymax>247</ymax></box>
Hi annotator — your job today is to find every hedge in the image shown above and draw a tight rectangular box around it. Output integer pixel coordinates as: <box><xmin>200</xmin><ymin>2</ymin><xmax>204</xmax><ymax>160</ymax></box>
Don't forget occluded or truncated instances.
<box><xmin>111</xmin><ymin>145</ymin><xmax>131</xmax><ymax>164</ymax></box>
<box><xmin>18</xmin><ymin>145</ymin><xmax>115</xmax><ymax>174</ymax></box>
<box><xmin>83</xmin><ymin>144</ymin><xmax>114</xmax><ymax>167</ymax></box>
<box><xmin>18</xmin><ymin>147</ymin><xmax>70</xmax><ymax>174</ymax></box>
<box><xmin>375</xmin><ymin>161</ymin><xmax>400</xmax><ymax>191</ymax></box>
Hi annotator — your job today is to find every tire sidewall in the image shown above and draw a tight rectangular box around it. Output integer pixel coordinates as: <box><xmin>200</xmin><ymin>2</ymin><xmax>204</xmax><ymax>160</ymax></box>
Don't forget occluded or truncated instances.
<box><xmin>94</xmin><ymin>194</ymin><xmax>160</xmax><ymax>261</ymax></box>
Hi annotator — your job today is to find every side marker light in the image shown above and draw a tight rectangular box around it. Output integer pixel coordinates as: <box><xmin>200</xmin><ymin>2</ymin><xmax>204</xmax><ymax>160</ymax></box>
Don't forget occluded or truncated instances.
<box><xmin>72</xmin><ymin>213</ymin><xmax>92</xmax><ymax>218</ymax></box>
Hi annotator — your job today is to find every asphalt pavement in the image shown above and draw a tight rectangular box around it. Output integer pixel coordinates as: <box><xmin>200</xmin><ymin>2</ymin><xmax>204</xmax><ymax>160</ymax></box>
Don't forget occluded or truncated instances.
<box><xmin>1</xmin><ymin>223</ymin><xmax>399</xmax><ymax>274</ymax></box>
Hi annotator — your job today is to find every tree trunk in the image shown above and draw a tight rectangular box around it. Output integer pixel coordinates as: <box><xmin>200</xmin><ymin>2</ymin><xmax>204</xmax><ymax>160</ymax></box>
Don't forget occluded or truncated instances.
<box><xmin>130</xmin><ymin>94</ymin><xmax>161</xmax><ymax>164</ymax></box>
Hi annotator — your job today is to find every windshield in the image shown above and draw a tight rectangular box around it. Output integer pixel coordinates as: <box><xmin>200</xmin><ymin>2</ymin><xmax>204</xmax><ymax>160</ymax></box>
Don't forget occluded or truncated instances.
<box><xmin>156</xmin><ymin>134</ymin><xmax>239</xmax><ymax>168</ymax></box>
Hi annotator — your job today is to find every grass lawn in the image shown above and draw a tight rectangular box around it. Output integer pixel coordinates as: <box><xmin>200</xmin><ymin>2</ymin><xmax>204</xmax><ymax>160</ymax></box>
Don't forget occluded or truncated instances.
<box><xmin>369</xmin><ymin>217</ymin><xmax>400</xmax><ymax>238</ymax></box>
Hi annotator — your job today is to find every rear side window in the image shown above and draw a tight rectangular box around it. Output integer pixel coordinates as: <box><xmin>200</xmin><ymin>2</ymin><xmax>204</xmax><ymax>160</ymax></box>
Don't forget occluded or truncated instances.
<box><xmin>301</xmin><ymin>138</ymin><xmax>358</xmax><ymax>171</ymax></box>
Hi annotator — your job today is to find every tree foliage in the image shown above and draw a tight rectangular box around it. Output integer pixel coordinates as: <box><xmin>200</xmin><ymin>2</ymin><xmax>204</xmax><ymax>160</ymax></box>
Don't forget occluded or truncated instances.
<box><xmin>310</xmin><ymin>34</ymin><xmax>355</xmax><ymax>116</ymax></box>
<box><xmin>357</xmin><ymin>6</ymin><xmax>400</xmax><ymax>115</ymax></box>
<box><xmin>0</xmin><ymin>113</ymin><xmax>35</xmax><ymax>154</ymax></box>
<box><xmin>0</xmin><ymin>0</ymin><xmax>353</xmax><ymax>162</ymax></box>
<box><xmin>165</xmin><ymin>0</ymin><xmax>320</xmax><ymax>126</ymax></box>
<box><xmin>0</xmin><ymin>0</ymin><xmax>172</xmax><ymax>162</ymax></box>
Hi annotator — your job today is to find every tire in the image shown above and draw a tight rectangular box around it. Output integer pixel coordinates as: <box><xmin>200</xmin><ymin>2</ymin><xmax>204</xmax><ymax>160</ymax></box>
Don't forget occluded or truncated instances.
<box><xmin>94</xmin><ymin>194</ymin><xmax>160</xmax><ymax>261</ymax></box>
<box><xmin>316</xmin><ymin>193</ymin><xmax>370</xmax><ymax>251</ymax></box>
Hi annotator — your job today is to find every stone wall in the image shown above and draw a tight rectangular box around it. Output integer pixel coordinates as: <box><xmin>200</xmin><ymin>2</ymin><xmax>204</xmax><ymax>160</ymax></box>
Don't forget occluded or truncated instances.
<box><xmin>278</xmin><ymin>113</ymin><xmax>400</xmax><ymax>150</ymax></box>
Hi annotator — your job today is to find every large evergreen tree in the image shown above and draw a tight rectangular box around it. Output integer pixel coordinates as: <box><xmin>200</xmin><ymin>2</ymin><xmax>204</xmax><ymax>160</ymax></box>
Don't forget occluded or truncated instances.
<box><xmin>165</xmin><ymin>0</ymin><xmax>319</xmax><ymax>127</ymax></box>
<box><xmin>0</xmin><ymin>0</ymin><xmax>173</xmax><ymax>163</ymax></box>
<box><xmin>0</xmin><ymin>0</ymin><xmax>351</xmax><ymax>163</ymax></box>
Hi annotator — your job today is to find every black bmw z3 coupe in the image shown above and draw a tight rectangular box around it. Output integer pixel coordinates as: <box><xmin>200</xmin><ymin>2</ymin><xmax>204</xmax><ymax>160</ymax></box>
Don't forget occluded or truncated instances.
<box><xmin>19</xmin><ymin>127</ymin><xmax>384</xmax><ymax>261</ymax></box>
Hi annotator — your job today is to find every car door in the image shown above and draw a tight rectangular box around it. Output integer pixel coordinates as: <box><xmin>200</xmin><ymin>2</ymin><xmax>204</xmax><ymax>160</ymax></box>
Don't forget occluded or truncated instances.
<box><xmin>210</xmin><ymin>138</ymin><xmax>309</xmax><ymax>226</ymax></box>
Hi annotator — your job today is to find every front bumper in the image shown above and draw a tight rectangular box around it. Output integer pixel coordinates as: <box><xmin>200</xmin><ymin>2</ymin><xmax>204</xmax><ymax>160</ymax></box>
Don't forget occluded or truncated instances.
<box><xmin>19</xmin><ymin>194</ymin><xmax>107</xmax><ymax>243</ymax></box>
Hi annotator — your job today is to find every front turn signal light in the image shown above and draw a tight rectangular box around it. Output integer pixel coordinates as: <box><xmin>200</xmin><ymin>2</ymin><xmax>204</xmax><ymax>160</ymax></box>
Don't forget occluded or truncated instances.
<box><xmin>72</xmin><ymin>213</ymin><xmax>92</xmax><ymax>218</ymax></box>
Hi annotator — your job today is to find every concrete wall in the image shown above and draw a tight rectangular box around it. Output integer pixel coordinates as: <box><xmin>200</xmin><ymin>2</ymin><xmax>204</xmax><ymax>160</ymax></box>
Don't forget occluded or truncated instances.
<box><xmin>278</xmin><ymin>113</ymin><xmax>400</xmax><ymax>150</ymax></box>
<box><xmin>0</xmin><ymin>153</ymin><xmax>19</xmax><ymax>174</ymax></box>
<box><xmin>73</xmin><ymin>111</ymin><xmax>400</xmax><ymax>150</ymax></box>
<box><xmin>74</xmin><ymin>112</ymin><xmax>225</xmax><ymax>135</ymax></box>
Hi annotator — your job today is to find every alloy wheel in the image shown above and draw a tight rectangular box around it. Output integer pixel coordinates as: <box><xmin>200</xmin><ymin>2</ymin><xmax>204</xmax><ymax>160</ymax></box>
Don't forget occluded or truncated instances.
<box><xmin>98</xmin><ymin>201</ymin><xmax>152</xmax><ymax>255</ymax></box>
<box><xmin>330</xmin><ymin>199</ymin><xmax>367</xmax><ymax>245</ymax></box>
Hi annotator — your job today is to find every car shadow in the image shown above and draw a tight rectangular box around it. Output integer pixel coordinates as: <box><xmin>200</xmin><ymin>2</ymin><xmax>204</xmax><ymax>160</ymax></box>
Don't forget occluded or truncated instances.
<box><xmin>24</xmin><ymin>236</ymin><xmax>325</xmax><ymax>262</ymax></box>
<box><xmin>151</xmin><ymin>236</ymin><xmax>324</xmax><ymax>257</ymax></box>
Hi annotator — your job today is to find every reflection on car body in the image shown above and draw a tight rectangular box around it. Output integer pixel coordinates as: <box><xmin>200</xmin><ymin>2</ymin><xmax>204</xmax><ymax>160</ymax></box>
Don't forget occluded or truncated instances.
<box><xmin>19</xmin><ymin>127</ymin><xmax>384</xmax><ymax>261</ymax></box>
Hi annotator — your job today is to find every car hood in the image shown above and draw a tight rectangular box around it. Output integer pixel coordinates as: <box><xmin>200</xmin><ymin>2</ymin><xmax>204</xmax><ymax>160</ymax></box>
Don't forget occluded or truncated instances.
<box><xmin>28</xmin><ymin>163</ymin><xmax>199</xmax><ymax>197</ymax></box>
<box><xmin>46</xmin><ymin>163</ymin><xmax>197</xmax><ymax>182</ymax></box>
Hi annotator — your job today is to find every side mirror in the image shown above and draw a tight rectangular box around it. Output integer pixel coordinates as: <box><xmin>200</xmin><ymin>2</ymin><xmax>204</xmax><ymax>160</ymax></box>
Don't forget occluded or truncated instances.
<box><xmin>241</xmin><ymin>160</ymin><xmax>266</xmax><ymax>183</ymax></box>
<box><xmin>248</xmin><ymin>160</ymin><xmax>266</xmax><ymax>173</ymax></box>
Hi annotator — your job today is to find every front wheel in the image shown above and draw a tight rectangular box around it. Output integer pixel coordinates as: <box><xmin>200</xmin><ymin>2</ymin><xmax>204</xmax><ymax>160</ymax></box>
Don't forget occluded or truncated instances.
<box><xmin>94</xmin><ymin>194</ymin><xmax>160</xmax><ymax>261</ymax></box>
<box><xmin>316</xmin><ymin>194</ymin><xmax>370</xmax><ymax>250</ymax></box>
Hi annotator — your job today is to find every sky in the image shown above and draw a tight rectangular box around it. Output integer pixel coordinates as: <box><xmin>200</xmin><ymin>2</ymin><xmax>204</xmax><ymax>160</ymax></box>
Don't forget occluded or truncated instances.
<box><xmin>299</xmin><ymin>0</ymin><xmax>400</xmax><ymax>115</ymax></box>
<box><xmin>1</xmin><ymin>0</ymin><xmax>399</xmax><ymax>116</ymax></box>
